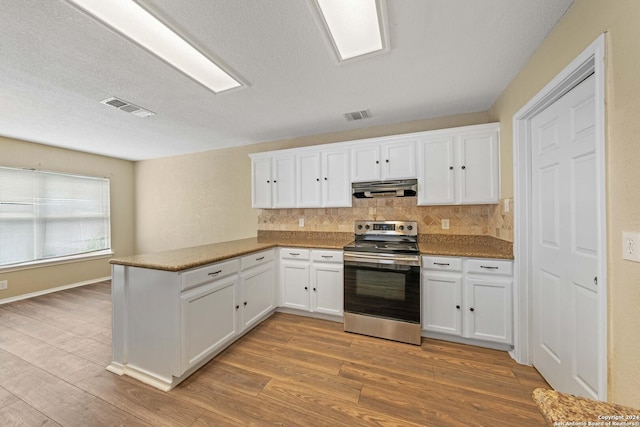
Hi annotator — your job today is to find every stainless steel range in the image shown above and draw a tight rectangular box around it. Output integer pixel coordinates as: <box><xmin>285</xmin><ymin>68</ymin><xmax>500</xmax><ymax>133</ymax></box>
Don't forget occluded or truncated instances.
<box><xmin>343</xmin><ymin>220</ymin><xmax>421</xmax><ymax>345</ymax></box>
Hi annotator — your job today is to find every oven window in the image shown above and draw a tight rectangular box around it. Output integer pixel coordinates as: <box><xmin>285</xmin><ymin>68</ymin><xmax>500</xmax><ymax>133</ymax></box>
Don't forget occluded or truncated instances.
<box><xmin>356</xmin><ymin>270</ymin><xmax>405</xmax><ymax>301</ymax></box>
<box><xmin>344</xmin><ymin>261</ymin><xmax>421</xmax><ymax>323</ymax></box>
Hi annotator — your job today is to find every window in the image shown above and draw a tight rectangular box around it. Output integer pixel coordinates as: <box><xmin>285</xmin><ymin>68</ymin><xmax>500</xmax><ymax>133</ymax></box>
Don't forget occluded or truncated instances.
<box><xmin>0</xmin><ymin>167</ymin><xmax>111</xmax><ymax>268</ymax></box>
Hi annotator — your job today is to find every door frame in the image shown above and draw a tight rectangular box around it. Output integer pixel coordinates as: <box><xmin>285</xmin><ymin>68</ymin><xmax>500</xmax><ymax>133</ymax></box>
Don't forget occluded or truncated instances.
<box><xmin>511</xmin><ymin>34</ymin><xmax>607</xmax><ymax>400</ymax></box>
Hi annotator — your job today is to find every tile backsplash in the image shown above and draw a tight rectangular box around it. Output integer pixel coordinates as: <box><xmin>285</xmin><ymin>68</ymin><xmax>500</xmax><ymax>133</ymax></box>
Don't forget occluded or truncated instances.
<box><xmin>258</xmin><ymin>197</ymin><xmax>514</xmax><ymax>242</ymax></box>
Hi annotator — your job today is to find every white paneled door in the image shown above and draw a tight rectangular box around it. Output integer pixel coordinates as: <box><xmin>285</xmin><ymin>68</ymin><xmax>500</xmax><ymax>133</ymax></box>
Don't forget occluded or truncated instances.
<box><xmin>531</xmin><ymin>74</ymin><xmax>600</xmax><ymax>399</ymax></box>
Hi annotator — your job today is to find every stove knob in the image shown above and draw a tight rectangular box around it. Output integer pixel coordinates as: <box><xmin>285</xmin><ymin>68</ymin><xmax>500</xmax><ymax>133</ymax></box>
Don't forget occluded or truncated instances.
<box><xmin>365</xmin><ymin>225</ymin><xmax>370</xmax><ymax>230</ymax></box>
<box><xmin>399</xmin><ymin>225</ymin><xmax>405</xmax><ymax>231</ymax></box>
<box><xmin>407</xmin><ymin>225</ymin><xmax>413</xmax><ymax>231</ymax></box>
<box><xmin>357</xmin><ymin>224</ymin><xmax>363</xmax><ymax>230</ymax></box>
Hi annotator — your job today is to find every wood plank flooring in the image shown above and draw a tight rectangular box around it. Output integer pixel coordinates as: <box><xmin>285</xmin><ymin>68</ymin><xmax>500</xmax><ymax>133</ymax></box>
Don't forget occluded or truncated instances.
<box><xmin>0</xmin><ymin>281</ymin><xmax>550</xmax><ymax>426</ymax></box>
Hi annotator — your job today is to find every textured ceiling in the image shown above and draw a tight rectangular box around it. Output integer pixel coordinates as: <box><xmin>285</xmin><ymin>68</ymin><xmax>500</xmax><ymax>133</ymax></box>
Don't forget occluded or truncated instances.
<box><xmin>0</xmin><ymin>0</ymin><xmax>574</xmax><ymax>161</ymax></box>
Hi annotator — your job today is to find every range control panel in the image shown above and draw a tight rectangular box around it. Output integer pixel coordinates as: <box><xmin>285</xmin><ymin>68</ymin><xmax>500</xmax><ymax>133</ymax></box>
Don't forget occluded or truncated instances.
<box><xmin>354</xmin><ymin>220</ymin><xmax>418</xmax><ymax>237</ymax></box>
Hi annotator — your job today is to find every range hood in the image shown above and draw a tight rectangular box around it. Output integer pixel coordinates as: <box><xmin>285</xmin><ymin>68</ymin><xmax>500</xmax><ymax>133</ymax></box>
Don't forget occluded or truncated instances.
<box><xmin>352</xmin><ymin>179</ymin><xmax>417</xmax><ymax>198</ymax></box>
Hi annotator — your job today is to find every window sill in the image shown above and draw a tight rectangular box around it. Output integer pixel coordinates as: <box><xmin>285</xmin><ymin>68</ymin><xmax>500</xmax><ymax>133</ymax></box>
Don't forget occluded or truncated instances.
<box><xmin>0</xmin><ymin>250</ymin><xmax>114</xmax><ymax>273</ymax></box>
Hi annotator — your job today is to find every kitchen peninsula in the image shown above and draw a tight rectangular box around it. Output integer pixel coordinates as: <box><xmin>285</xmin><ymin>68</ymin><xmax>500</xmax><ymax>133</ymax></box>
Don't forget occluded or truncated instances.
<box><xmin>109</xmin><ymin>232</ymin><xmax>512</xmax><ymax>390</ymax></box>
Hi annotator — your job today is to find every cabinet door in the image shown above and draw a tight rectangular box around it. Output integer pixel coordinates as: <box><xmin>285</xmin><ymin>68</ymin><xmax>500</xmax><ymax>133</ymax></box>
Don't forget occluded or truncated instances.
<box><xmin>322</xmin><ymin>149</ymin><xmax>351</xmax><ymax>207</ymax></box>
<box><xmin>422</xmin><ymin>272</ymin><xmax>463</xmax><ymax>336</ymax></box>
<box><xmin>251</xmin><ymin>157</ymin><xmax>272</xmax><ymax>208</ymax></box>
<box><xmin>350</xmin><ymin>145</ymin><xmax>380</xmax><ymax>182</ymax></box>
<box><xmin>181</xmin><ymin>276</ymin><xmax>238</xmax><ymax>373</ymax></box>
<box><xmin>272</xmin><ymin>155</ymin><xmax>296</xmax><ymax>208</ymax></box>
<box><xmin>280</xmin><ymin>261</ymin><xmax>310</xmax><ymax>310</ymax></box>
<box><xmin>310</xmin><ymin>263</ymin><xmax>343</xmax><ymax>316</ymax></box>
<box><xmin>240</xmin><ymin>263</ymin><xmax>275</xmax><ymax>331</ymax></box>
<box><xmin>381</xmin><ymin>140</ymin><xmax>417</xmax><ymax>180</ymax></box>
<box><xmin>296</xmin><ymin>152</ymin><xmax>322</xmax><ymax>208</ymax></box>
<box><xmin>464</xmin><ymin>276</ymin><xmax>512</xmax><ymax>344</ymax></box>
<box><xmin>458</xmin><ymin>129</ymin><xmax>499</xmax><ymax>204</ymax></box>
<box><xmin>417</xmin><ymin>136</ymin><xmax>456</xmax><ymax>205</ymax></box>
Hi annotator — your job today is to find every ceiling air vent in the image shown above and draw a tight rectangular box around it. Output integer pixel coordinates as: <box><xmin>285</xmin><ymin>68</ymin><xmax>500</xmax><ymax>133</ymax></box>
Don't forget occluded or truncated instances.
<box><xmin>344</xmin><ymin>109</ymin><xmax>371</xmax><ymax>121</ymax></box>
<box><xmin>100</xmin><ymin>97</ymin><xmax>156</xmax><ymax>118</ymax></box>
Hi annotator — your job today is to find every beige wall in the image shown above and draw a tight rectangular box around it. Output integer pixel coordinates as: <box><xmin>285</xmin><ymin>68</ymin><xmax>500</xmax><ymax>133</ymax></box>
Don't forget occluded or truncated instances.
<box><xmin>0</xmin><ymin>136</ymin><xmax>135</xmax><ymax>300</ymax></box>
<box><xmin>489</xmin><ymin>0</ymin><xmax>640</xmax><ymax>405</ymax></box>
<box><xmin>135</xmin><ymin>111</ymin><xmax>489</xmax><ymax>253</ymax></box>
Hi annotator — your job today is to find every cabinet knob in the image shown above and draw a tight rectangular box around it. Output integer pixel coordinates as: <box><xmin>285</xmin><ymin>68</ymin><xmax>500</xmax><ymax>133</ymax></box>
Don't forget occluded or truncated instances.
<box><xmin>273</xmin><ymin>179</ymin><xmax>277</xmax><ymax>183</ymax></box>
<box><xmin>456</xmin><ymin>305</ymin><xmax>460</xmax><ymax>309</ymax></box>
<box><xmin>324</xmin><ymin>177</ymin><xmax>328</xmax><ymax>181</ymax></box>
<box><xmin>304</xmin><ymin>286</ymin><xmax>308</xmax><ymax>290</ymax></box>
<box><xmin>313</xmin><ymin>287</ymin><xmax>317</xmax><ymax>292</ymax></box>
<box><xmin>385</xmin><ymin>159</ymin><xmax>389</xmax><ymax>163</ymax></box>
<box><xmin>449</xmin><ymin>166</ymin><xmax>453</xmax><ymax>170</ymax></box>
<box><xmin>461</xmin><ymin>166</ymin><xmax>466</xmax><ymax>170</ymax></box>
<box><xmin>267</xmin><ymin>180</ymin><xmax>270</xmax><ymax>183</ymax></box>
<box><xmin>376</xmin><ymin>160</ymin><xmax>379</xmax><ymax>164</ymax></box>
<box><xmin>235</xmin><ymin>305</ymin><xmax>239</xmax><ymax>310</ymax></box>
<box><xmin>469</xmin><ymin>307</ymin><xmax>475</xmax><ymax>312</ymax></box>
<box><xmin>244</xmin><ymin>301</ymin><xmax>247</xmax><ymax>306</ymax></box>
<box><xmin>316</xmin><ymin>178</ymin><xmax>320</xmax><ymax>182</ymax></box>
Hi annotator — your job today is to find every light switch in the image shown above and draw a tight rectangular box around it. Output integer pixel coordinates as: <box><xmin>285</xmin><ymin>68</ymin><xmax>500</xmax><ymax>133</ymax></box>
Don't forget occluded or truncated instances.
<box><xmin>299</xmin><ymin>218</ymin><xmax>304</xmax><ymax>227</ymax></box>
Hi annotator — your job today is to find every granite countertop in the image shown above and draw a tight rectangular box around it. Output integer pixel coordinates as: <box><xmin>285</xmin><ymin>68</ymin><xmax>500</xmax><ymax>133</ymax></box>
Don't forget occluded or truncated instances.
<box><xmin>533</xmin><ymin>388</ymin><xmax>640</xmax><ymax>426</ymax></box>
<box><xmin>110</xmin><ymin>232</ymin><xmax>513</xmax><ymax>272</ymax></box>
<box><xmin>109</xmin><ymin>233</ymin><xmax>352</xmax><ymax>272</ymax></box>
<box><xmin>419</xmin><ymin>234</ymin><xmax>513</xmax><ymax>259</ymax></box>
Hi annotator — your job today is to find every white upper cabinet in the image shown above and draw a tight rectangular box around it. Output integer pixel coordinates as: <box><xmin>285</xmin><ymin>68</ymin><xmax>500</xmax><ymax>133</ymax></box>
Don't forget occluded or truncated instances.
<box><xmin>321</xmin><ymin>149</ymin><xmax>351</xmax><ymax>207</ymax></box>
<box><xmin>458</xmin><ymin>130</ymin><xmax>499</xmax><ymax>204</ymax></box>
<box><xmin>296</xmin><ymin>148</ymin><xmax>351</xmax><ymax>208</ymax></box>
<box><xmin>251</xmin><ymin>157</ymin><xmax>272</xmax><ymax>208</ymax></box>
<box><xmin>296</xmin><ymin>152</ymin><xmax>322</xmax><ymax>208</ymax></box>
<box><xmin>251</xmin><ymin>154</ymin><xmax>296</xmax><ymax>208</ymax></box>
<box><xmin>417</xmin><ymin>135</ymin><xmax>456</xmax><ymax>205</ymax></box>
<box><xmin>351</xmin><ymin>139</ymin><xmax>417</xmax><ymax>182</ymax></box>
<box><xmin>418</xmin><ymin>123</ymin><xmax>499</xmax><ymax>205</ymax></box>
<box><xmin>250</xmin><ymin>122</ymin><xmax>499</xmax><ymax>209</ymax></box>
<box><xmin>272</xmin><ymin>155</ymin><xmax>296</xmax><ymax>208</ymax></box>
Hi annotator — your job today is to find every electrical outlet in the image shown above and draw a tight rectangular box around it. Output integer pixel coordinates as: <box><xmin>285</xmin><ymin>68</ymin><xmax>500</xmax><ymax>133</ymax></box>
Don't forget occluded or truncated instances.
<box><xmin>622</xmin><ymin>232</ymin><xmax>640</xmax><ymax>262</ymax></box>
<box><xmin>298</xmin><ymin>218</ymin><xmax>304</xmax><ymax>227</ymax></box>
<box><xmin>442</xmin><ymin>219</ymin><xmax>450</xmax><ymax>230</ymax></box>
<box><xmin>504</xmin><ymin>199</ymin><xmax>510</xmax><ymax>213</ymax></box>
<box><xmin>0</xmin><ymin>280</ymin><xmax>7</xmax><ymax>290</ymax></box>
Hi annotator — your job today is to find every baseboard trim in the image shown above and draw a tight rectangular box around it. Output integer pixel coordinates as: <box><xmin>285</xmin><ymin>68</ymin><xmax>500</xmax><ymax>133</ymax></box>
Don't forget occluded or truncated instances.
<box><xmin>422</xmin><ymin>330</ymin><xmax>514</xmax><ymax>352</ymax></box>
<box><xmin>276</xmin><ymin>307</ymin><xmax>343</xmax><ymax>323</ymax></box>
<box><xmin>0</xmin><ymin>276</ymin><xmax>111</xmax><ymax>305</ymax></box>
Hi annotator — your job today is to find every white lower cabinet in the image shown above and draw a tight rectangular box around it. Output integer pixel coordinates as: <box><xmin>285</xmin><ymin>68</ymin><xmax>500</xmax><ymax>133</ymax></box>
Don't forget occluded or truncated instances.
<box><xmin>422</xmin><ymin>272</ymin><xmax>463</xmax><ymax>336</ymax></box>
<box><xmin>464</xmin><ymin>276</ymin><xmax>512</xmax><ymax>344</ymax></box>
<box><xmin>110</xmin><ymin>249</ymin><xmax>276</xmax><ymax>391</ymax></box>
<box><xmin>422</xmin><ymin>256</ymin><xmax>513</xmax><ymax>346</ymax></box>
<box><xmin>280</xmin><ymin>248</ymin><xmax>343</xmax><ymax>317</ymax></box>
<box><xmin>181</xmin><ymin>275</ymin><xmax>239</xmax><ymax>373</ymax></box>
<box><xmin>239</xmin><ymin>256</ymin><xmax>275</xmax><ymax>331</ymax></box>
<box><xmin>310</xmin><ymin>250</ymin><xmax>343</xmax><ymax>316</ymax></box>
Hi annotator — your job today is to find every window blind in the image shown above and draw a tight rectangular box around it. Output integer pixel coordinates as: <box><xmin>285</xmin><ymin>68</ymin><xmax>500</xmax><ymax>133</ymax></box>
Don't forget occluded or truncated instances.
<box><xmin>0</xmin><ymin>167</ymin><xmax>111</xmax><ymax>267</ymax></box>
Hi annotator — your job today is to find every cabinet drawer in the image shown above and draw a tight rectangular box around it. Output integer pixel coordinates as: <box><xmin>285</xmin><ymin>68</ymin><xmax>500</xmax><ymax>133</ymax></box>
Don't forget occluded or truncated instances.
<box><xmin>241</xmin><ymin>249</ymin><xmax>274</xmax><ymax>270</ymax></box>
<box><xmin>311</xmin><ymin>250</ymin><xmax>343</xmax><ymax>263</ymax></box>
<box><xmin>465</xmin><ymin>259</ymin><xmax>513</xmax><ymax>276</ymax></box>
<box><xmin>422</xmin><ymin>256</ymin><xmax>462</xmax><ymax>272</ymax></box>
<box><xmin>180</xmin><ymin>259</ymin><xmax>240</xmax><ymax>291</ymax></box>
<box><xmin>280</xmin><ymin>248</ymin><xmax>310</xmax><ymax>260</ymax></box>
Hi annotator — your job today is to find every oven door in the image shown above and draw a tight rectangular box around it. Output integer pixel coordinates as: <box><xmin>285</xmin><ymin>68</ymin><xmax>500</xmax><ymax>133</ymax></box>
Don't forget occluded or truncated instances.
<box><xmin>344</xmin><ymin>252</ymin><xmax>421</xmax><ymax>323</ymax></box>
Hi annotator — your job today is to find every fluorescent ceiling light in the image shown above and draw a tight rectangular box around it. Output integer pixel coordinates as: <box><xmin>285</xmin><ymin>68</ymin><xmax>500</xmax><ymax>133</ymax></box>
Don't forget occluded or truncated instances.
<box><xmin>65</xmin><ymin>0</ymin><xmax>241</xmax><ymax>93</ymax></box>
<box><xmin>314</xmin><ymin>0</ymin><xmax>387</xmax><ymax>61</ymax></box>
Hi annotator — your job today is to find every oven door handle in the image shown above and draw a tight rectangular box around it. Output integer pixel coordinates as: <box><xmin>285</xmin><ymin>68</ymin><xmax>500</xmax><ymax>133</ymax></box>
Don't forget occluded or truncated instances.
<box><xmin>344</xmin><ymin>252</ymin><xmax>420</xmax><ymax>267</ymax></box>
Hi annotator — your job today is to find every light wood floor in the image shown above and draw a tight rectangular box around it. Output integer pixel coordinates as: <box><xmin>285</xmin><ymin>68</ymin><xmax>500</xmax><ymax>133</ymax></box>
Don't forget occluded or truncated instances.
<box><xmin>0</xmin><ymin>281</ymin><xmax>550</xmax><ymax>426</ymax></box>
